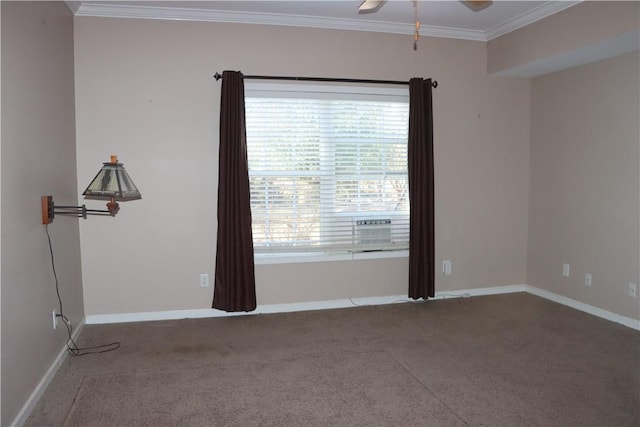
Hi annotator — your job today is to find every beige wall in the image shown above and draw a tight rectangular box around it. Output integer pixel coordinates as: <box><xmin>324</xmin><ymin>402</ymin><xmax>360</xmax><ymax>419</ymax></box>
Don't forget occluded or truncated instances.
<box><xmin>488</xmin><ymin>1</ymin><xmax>639</xmax><ymax>76</ymax></box>
<box><xmin>73</xmin><ymin>17</ymin><xmax>531</xmax><ymax>315</ymax></box>
<box><xmin>1</xmin><ymin>2</ymin><xmax>82</xmax><ymax>425</ymax></box>
<box><xmin>528</xmin><ymin>51</ymin><xmax>640</xmax><ymax>320</ymax></box>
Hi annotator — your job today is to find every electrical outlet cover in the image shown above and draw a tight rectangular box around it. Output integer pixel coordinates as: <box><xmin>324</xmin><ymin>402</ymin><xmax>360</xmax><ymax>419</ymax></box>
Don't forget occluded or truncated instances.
<box><xmin>442</xmin><ymin>260</ymin><xmax>452</xmax><ymax>276</ymax></box>
<box><xmin>200</xmin><ymin>273</ymin><xmax>210</xmax><ymax>287</ymax></box>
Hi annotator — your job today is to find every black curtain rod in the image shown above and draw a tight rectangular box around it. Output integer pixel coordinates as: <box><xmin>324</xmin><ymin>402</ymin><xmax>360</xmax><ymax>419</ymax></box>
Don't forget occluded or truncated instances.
<box><xmin>213</xmin><ymin>72</ymin><xmax>438</xmax><ymax>88</ymax></box>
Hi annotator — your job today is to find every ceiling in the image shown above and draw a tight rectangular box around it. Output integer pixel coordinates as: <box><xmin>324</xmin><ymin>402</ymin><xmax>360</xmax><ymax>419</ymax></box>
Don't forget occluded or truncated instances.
<box><xmin>66</xmin><ymin>1</ymin><xmax>580</xmax><ymax>41</ymax></box>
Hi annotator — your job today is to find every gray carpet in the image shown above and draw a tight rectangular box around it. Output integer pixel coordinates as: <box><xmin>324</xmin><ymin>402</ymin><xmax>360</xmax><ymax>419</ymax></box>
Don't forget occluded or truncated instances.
<box><xmin>63</xmin><ymin>352</ymin><xmax>463</xmax><ymax>426</ymax></box>
<box><xmin>26</xmin><ymin>293</ymin><xmax>640</xmax><ymax>426</ymax></box>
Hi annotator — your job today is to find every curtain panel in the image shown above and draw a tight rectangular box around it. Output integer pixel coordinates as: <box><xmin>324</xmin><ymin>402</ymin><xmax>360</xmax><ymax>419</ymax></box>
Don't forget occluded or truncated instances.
<box><xmin>408</xmin><ymin>78</ymin><xmax>435</xmax><ymax>299</ymax></box>
<box><xmin>212</xmin><ymin>71</ymin><xmax>257</xmax><ymax>312</ymax></box>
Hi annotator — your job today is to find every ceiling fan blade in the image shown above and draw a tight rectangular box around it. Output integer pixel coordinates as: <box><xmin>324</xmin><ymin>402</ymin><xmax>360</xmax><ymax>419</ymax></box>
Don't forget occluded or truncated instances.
<box><xmin>358</xmin><ymin>0</ymin><xmax>385</xmax><ymax>13</ymax></box>
<box><xmin>462</xmin><ymin>1</ymin><xmax>493</xmax><ymax>12</ymax></box>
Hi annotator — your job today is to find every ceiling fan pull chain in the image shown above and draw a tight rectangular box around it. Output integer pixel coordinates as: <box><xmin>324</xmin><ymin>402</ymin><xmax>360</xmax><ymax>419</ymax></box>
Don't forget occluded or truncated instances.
<box><xmin>413</xmin><ymin>0</ymin><xmax>420</xmax><ymax>51</ymax></box>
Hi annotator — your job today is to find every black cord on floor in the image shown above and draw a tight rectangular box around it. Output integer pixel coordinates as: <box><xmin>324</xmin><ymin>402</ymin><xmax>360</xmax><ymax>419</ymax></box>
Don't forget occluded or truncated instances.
<box><xmin>46</xmin><ymin>224</ymin><xmax>120</xmax><ymax>356</ymax></box>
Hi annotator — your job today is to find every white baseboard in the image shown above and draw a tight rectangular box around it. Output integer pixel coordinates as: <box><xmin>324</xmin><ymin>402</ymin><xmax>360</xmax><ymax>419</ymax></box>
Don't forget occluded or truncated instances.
<box><xmin>84</xmin><ymin>284</ymin><xmax>639</xmax><ymax>331</ymax></box>
<box><xmin>434</xmin><ymin>284</ymin><xmax>527</xmax><ymax>299</ymax></box>
<box><xmin>525</xmin><ymin>285</ymin><xmax>640</xmax><ymax>331</ymax></box>
<box><xmin>11</xmin><ymin>318</ymin><xmax>85</xmax><ymax>427</ymax></box>
<box><xmin>85</xmin><ymin>284</ymin><xmax>528</xmax><ymax>325</ymax></box>
<box><xmin>86</xmin><ymin>296</ymin><xmax>407</xmax><ymax>324</ymax></box>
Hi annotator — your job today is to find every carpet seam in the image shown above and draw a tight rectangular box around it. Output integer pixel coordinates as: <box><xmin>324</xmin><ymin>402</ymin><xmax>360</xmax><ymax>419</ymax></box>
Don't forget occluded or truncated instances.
<box><xmin>61</xmin><ymin>376</ymin><xmax>88</xmax><ymax>427</ymax></box>
<box><xmin>384</xmin><ymin>349</ymin><xmax>471</xmax><ymax>427</ymax></box>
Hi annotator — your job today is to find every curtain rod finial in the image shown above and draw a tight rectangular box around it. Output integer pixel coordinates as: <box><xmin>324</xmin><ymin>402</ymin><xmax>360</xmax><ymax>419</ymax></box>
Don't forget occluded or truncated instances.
<box><xmin>214</xmin><ymin>72</ymin><xmax>222</xmax><ymax>81</ymax></box>
<box><xmin>432</xmin><ymin>80</ymin><xmax>438</xmax><ymax>88</ymax></box>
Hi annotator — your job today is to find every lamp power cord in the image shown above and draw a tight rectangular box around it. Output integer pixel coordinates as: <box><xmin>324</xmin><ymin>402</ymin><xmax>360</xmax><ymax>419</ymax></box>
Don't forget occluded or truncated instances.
<box><xmin>46</xmin><ymin>224</ymin><xmax>120</xmax><ymax>356</ymax></box>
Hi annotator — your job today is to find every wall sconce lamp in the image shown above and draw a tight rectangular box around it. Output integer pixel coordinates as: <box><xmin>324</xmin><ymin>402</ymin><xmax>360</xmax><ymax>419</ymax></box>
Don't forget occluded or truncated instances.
<box><xmin>42</xmin><ymin>155</ymin><xmax>142</xmax><ymax>224</ymax></box>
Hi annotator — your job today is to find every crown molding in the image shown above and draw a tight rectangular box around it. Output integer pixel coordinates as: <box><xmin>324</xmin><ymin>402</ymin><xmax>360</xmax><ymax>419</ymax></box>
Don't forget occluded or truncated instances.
<box><xmin>485</xmin><ymin>1</ymin><xmax>581</xmax><ymax>41</ymax></box>
<box><xmin>422</xmin><ymin>25</ymin><xmax>486</xmax><ymax>42</ymax></box>
<box><xmin>65</xmin><ymin>1</ymin><xmax>81</xmax><ymax>14</ymax></box>
<box><xmin>70</xmin><ymin>1</ymin><xmax>579</xmax><ymax>42</ymax></box>
<box><xmin>71</xmin><ymin>2</ymin><xmax>487</xmax><ymax>41</ymax></box>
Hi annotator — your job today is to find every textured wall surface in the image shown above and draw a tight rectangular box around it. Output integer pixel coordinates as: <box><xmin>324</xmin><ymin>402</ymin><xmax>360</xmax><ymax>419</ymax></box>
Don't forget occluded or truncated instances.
<box><xmin>528</xmin><ymin>52</ymin><xmax>640</xmax><ymax>320</ymax></box>
<box><xmin>1</xmin><ymin>2</ymin><xmax>82</xmax><ymax>425</ymax></box>
<box><xmin>73</xmin><ymin>17</ymin><xmax>531</xmax><ymax>315</ymax></box>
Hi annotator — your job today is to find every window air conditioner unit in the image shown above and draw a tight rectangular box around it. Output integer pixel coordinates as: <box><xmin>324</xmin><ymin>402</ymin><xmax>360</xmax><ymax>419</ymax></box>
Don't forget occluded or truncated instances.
<box><xmin>353</xmin><ymin>218</ymin><xmax>392</xmax><ymax>246</ymax></box>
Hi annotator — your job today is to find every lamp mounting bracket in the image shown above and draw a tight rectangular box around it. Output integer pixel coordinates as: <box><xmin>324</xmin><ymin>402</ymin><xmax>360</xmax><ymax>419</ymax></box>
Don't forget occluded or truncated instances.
<box><xmin>41</xmin><ymin>195</ymin><xmax>117</xmax><ymax>224</ymax></box>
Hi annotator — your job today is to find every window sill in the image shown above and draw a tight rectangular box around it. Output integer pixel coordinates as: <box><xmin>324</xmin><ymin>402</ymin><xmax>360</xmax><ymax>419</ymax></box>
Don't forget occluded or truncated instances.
<box><xmin>254</xmin><ymin>250</ymin><xmax>409</xmax><ymax>265</ymax></box>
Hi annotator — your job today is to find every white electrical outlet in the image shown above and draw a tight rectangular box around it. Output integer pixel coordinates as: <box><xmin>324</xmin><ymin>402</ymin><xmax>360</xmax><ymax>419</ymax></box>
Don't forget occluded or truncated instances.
<box><xmin>629</xmin><ymin>283</ymin><xmax>637</xmax><ymax>298</ymax></box>
<box><xmin>52</xmin><ymin>309</ymin><xmax>58</xmax><ymax>330</ymax></box>
<box><xmin>584</xmin><ymin>273</ymin><xmax>592</xmax><ymax>287</ymax></box>
<box><xmin>442</xmin><ymin>260</ymin><xmax>452</xmax><ymax>276</ymax></box>
<box><xmin>200</xmin><ymin>273</ymin><xmax>210</xmax><ymax>288</ymax></box>
<box><xmin>562</xmin><ymin>264</ymin><xmax>570</xmax><ymax>277</ymax></box>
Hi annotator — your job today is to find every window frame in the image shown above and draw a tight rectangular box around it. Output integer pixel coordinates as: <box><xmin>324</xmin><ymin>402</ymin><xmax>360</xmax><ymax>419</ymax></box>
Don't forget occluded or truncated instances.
<box><xmin>245</xmin><ymin>82</ymin><xmax>411</xmax><ymax>263</ymax></box>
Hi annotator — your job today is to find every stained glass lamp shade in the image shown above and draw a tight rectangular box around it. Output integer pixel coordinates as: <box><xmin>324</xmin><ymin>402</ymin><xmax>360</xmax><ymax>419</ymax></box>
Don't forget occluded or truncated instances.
<box><xmin>83</xmin><ymin>156</ymin><xmax>142</xmax><ymax>202</ymax></box>
<box><xmin>42</xmin><ymin>155</ymin><xmax>141</xmax><ymax>224</ymax></box>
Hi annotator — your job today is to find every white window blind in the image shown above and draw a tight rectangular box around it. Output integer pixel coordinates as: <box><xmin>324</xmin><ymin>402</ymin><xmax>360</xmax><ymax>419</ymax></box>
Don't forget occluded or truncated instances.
<box><xmin>245</xmin><ymin>83</ymin><xmax>409</xmax><ymax>254</ymax></box>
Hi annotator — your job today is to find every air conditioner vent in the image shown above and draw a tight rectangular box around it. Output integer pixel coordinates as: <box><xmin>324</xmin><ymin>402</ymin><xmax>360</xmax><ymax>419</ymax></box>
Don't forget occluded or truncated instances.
<box><xmin>353</xmin><ymin>218</ymin><xmax>392</xmax><ymax>245</ymax></box>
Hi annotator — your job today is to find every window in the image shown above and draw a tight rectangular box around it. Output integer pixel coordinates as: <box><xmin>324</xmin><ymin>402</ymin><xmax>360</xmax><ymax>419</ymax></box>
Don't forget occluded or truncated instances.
<box><xmin>245</xmin><ymin>83</ymin><xmax>409</xmax><ymax>255</ymax></box>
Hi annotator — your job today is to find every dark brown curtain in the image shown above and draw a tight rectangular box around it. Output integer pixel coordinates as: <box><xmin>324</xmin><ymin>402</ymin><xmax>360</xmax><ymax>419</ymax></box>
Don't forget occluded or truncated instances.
<box><xmin>212</xmin><ymin>71</ymin><xmax>257</xmax><ymax>312</ymax></box>
<box><xmin>408</xmin><ymin>78</ymin><xmax>435</xmax><ymax>299</ymax></box>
